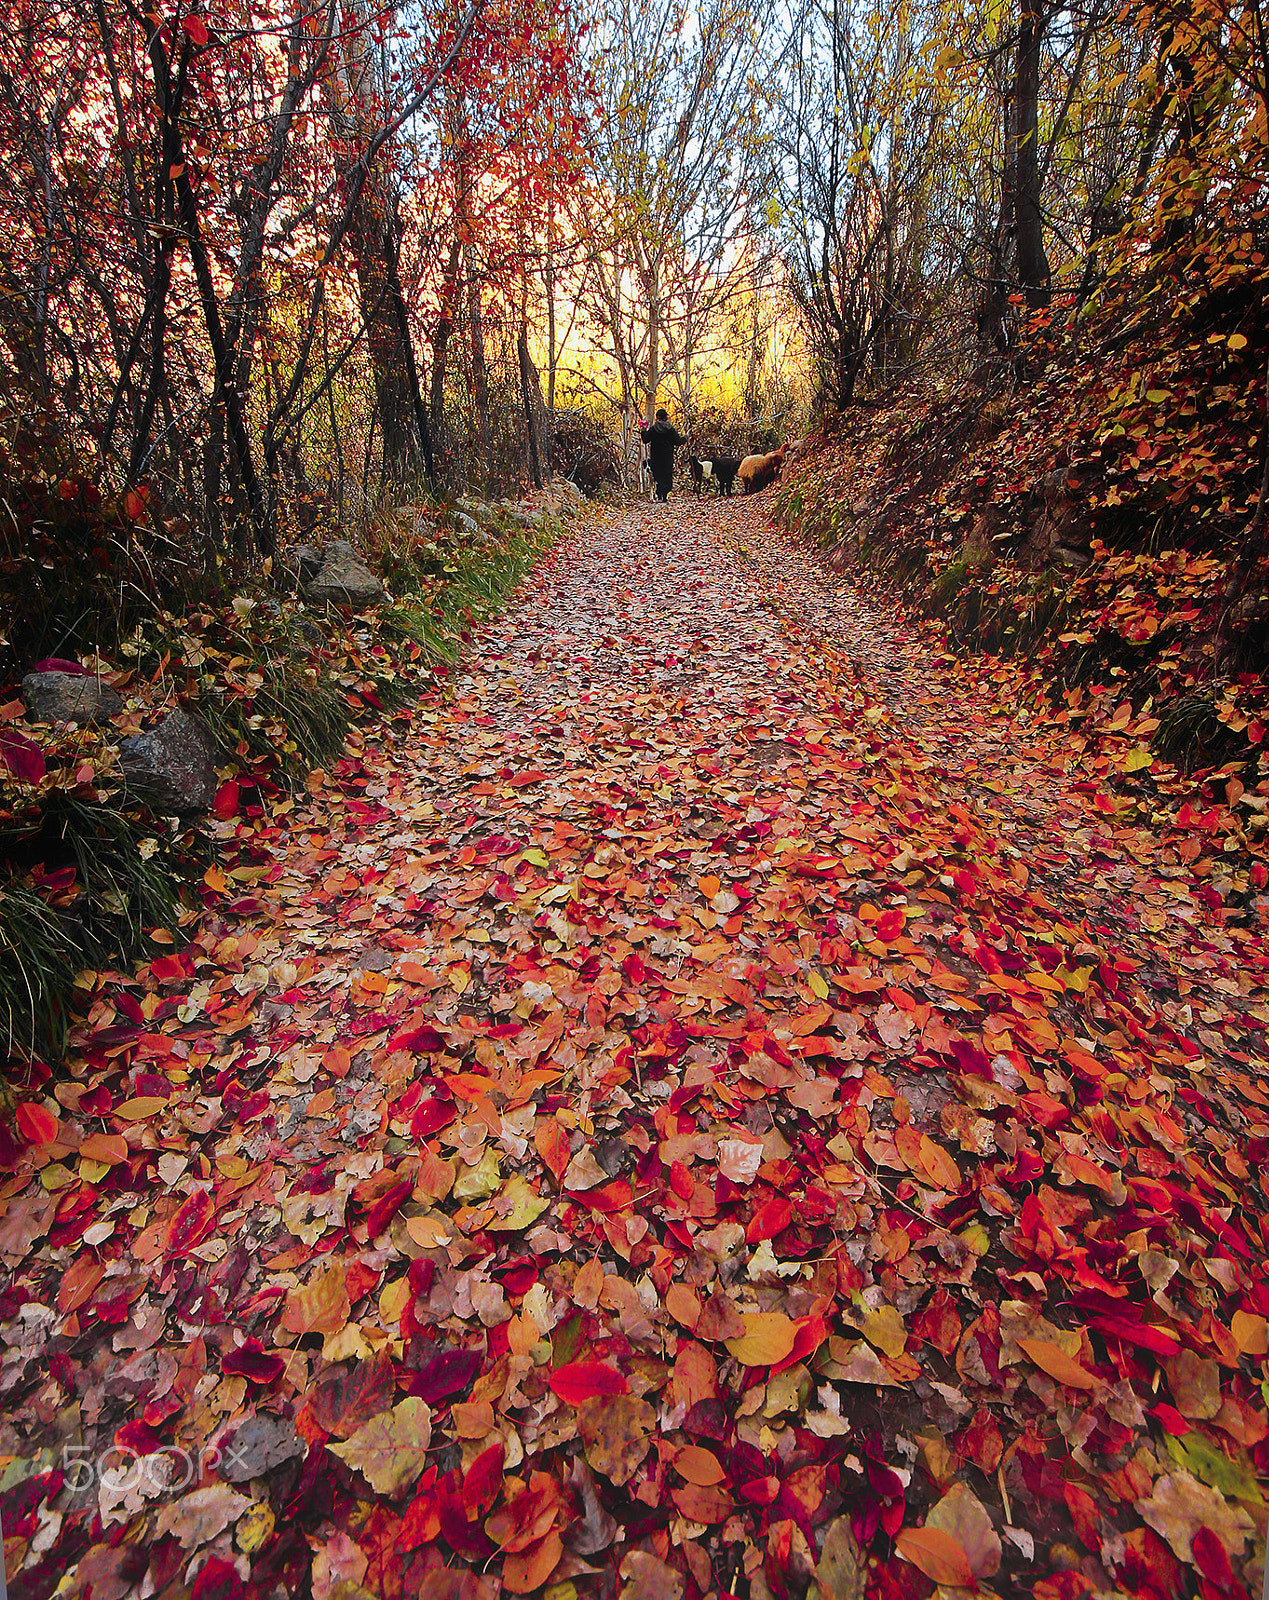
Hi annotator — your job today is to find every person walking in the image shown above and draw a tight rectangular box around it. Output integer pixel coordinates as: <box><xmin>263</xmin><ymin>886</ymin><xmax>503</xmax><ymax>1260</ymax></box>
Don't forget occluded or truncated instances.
<box><xmin>640</xmin><ymin>408</ymin><xmax>686</xmax><ymax>502</ymax></box>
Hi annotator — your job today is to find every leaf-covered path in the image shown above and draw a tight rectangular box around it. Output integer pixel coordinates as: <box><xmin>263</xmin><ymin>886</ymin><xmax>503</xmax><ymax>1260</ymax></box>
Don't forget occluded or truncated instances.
<box><xmin>5</xmin><ymin>495</ymin><xmax>1269</xmax><ymax>1600</ymax></box>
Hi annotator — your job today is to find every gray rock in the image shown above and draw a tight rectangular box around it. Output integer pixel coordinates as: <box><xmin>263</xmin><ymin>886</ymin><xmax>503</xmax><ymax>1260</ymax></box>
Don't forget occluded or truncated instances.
<box><xmin>120</xmin><ymin>709</ymin><xmax>218</xmax><ymax>814</ymax></box>
<box><xmin>305</xmin><ymin>540</ymin><xmax>384</xmax><ymax>608</ymax></box>
<box><xmin>219</xmin><ymin>1414</ymin><xmax>304</xmax><ymax>1482</ymax></box>
<box><xmin>22</xmin><ymin>671</ymin><xmax>123</xmax><ymax>725</ymax></box>
<box><xmin>285</xmin><ymin>544</ymin><xmax>325</xmax><ymax>583</ymax></box>
<box><xmin>455</xmin><ymin>512</ymin><xmax>483</xmax><ymax>539</ymax></box>
<box><xmin>556</xmin><ymin>478</ymin><xmax>583</xmax><ymax>499</ymax></box>
<box><xmin>289</xmin><ymin>616</ymin><xmax>323</xmax><ymax>648</ymax></box>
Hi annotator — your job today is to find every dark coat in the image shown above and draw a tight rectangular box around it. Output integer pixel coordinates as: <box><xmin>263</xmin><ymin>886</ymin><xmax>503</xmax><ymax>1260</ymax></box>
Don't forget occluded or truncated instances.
<box><xmin>642</xmin><ymin>419</ymin><xmax>685</xmax><ymax>478</ymax></box>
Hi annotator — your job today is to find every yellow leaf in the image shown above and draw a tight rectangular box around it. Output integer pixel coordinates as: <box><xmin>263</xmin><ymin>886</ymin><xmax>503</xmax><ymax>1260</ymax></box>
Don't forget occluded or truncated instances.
<box><xmin>808</xmin><ymin>971</ymin><xmax>830</xmax><ymax>1000</ymax></box>
<box><xmin>379</xmin><ymin>1275</ymin><xmax>410</xmax><ymax>1327</ymax></box>
<box><xmin>235</xmin><ymin>1501</ymin><xmax>275</xmax><ymax>1555</ymax></box>
<box><xmin>894</xmin><ymin>1526</ymin><xmax>975</xmax><ymax>1587</ymax></box>
<box><xmin>1124</xmin><ymin>747</ymin><xmax>1153</xmax><ymax>773</ymax></box>
<box><xmin>862</xmin><ymin>1304</ymin><xmax>907</xmax><ymax>1358</ymax></box>
<box><xmin>1017</xmin><ymin>1336</ymin><xmax>1098</xmax><ymax>1389</ymax></box>
<box><xmin>1227</xmin><ymin>333</ymin><xmax>1248</xmax><ymax>350</ymax></box>
<box><xmin>523</xmin><ymin>848</ymin><xmax>549</xmax><ymax>867</ymax></box>
<box><xmin>328</xmin><ymin>1397</ymin><xmax>432</xmax><ymax>1495</ymax></box>
<box><xmin>113</xmin><ymin>1096</ymin><xmax>166</xmax><ymax>1121</ymax></box>
<box><xmin>487</xmin><ymin>1173</ymin><xmax>550</xmax><ymax>1232</ymax></box>
<box><xmin>724</xmin><ymin>1311</ymin><xmax>797</xmax><ymax>1366</ymax></box>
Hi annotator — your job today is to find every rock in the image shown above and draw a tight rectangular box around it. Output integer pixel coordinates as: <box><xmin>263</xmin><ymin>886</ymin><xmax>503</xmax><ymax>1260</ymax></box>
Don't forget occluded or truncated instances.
<box><xmin>960</xmin><ymin>509</ymin><xmax>1002</xmax><ymax>569</ymax></box>
<box><xmin>219</xmin><ymin>1414</ymin><xmax>305</xmax><ymax>1482</ymax></box>
<box><xmin>556</xmin><ymin>478</ymin><xmax>583</xmax><ymax>500</ymax></box>
<box><xmin>120</xmin><ymin>709</ymin><xmax>218</xmax><ymax>814</ymax></box>
<box><xmin>306</xmin><ymin>540</ymin><xmax>384</xmax><ymax>608</ymax></box>
<box><xmin>458</xmin><ymin>497</ymin><xmax>497</xmax><ymax>527</ymax></box>
<box><xmin>289</xmin><ymin>616</ymin><xmax>323</xmax><ymax>648</ymax></box>
<box><xmin>284</xmin><ymin>544</ymin><xmax>325</xmax><ymax>583</ymax></box>
<box><xmin>22</xmin><ymin>670</ymin><xmax>123</xmax><ymax>725</ymax></box>
<box><xmin>455</xmin><ymin>512</ymin><xmax>483</xmax><ymax>539</ymax></box>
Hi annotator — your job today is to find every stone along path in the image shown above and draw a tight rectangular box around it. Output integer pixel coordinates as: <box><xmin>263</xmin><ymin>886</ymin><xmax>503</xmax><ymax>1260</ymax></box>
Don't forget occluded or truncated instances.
<box><xmin>5</xmin><ymin>491</ymin><xmax>1267</xmax><ymax>1600</ymax></box>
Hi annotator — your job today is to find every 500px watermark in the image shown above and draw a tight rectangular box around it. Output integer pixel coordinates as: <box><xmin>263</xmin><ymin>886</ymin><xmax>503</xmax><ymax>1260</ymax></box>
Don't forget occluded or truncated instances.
<box><xmin>60</xmin><ymin>1442</ymin><xmax>251</xmax><ymax>1494</ymax></box>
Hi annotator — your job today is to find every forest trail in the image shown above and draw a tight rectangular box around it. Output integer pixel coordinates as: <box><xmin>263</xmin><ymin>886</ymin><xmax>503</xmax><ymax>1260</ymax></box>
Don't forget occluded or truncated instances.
<box><xmin>7</xmin><ymin>493</ymin><xmax>1269</xmax><ymax>1600</ymax></box>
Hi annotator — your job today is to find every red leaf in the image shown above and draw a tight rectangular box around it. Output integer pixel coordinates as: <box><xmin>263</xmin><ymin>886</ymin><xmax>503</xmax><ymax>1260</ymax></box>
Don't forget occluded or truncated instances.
<box><xmin>191</xmin><ymin>1556</ymin><xmax>238</xmax><ymax>1600</ymax></box>
<box><xmin>366</xmin><ymin>1178</ymin><xmax>412</xmax><ymax>1239</ymax></box>
<box><xmin>222</xmin><ymin>1339</ymin><xmax>286</xmax><ymax>1384</ymax></box>
<box><xmin>27</xmin><ymin>658</ymin><xmax>89</xmax><ymax>675</ymax></box>
<box><xmin>1191</xmin><ymin>1525</ymin><xmax>1233</xmax><ymax>1591</ymax></box>
<box><xmin>670</xmin><ymin>1160</ymin><xmax>694</xmax><ymax>1200</ymax></box>
<box><xmin>745</xmin><ymin>1197</ymin><xmax>792</xmax><ymax>1243</ymax></box>
<box><xmin>548</xmin><ymin>1361</ymin><xmax>628</xmax><ymax>1405</ymax></box>
<box><xmin>15</xmin><ymin>1102</ymin><xmax>58</xmax><ymax>1146</ymax></box>
<box><xmin>0</xmin><ymin>731</ymin><xmax>45</xmax><ymax>784</ymax></box>
<box><xmin>213</xmin><ymin>780</ymin><xmax>240</xmax><ymax>818</ymax></box>
<box><xmin>182</xmin><ymin>13</ymin><xmax>208</xmax><ymax>45</ymax></box>
<box><xmin>462</xmin><ymin>1441</ymin><xmax>506</xmax><ymax>1517</ymax></box>
<box><xmin>389</xmin><ymin>1021</ymin><xmax>445</xmax><ymax>1053</ymax></box>
<box><xmin>165</xmin><ymin>1191</ymin><xmax>216</xmax><ymax>1255</ymax></box>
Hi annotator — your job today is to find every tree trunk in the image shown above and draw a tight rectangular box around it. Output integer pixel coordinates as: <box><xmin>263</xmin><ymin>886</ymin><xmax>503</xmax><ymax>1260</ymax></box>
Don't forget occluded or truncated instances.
<box><xmin>745</xmin><ymin>293</ymin><xmax>762</xmax><ymax>417</ymax></box>
<box><xmin>644</xmin><ymin>259</ymin><xmax>660</xmax><ymax>422</ymax></box>
<box><xmin>327</xmin><ymin>0</ymin><xmax>431</xmax><ymax>487</ymax></box>
<box><xmin>430</xmin><ymin>236</ymin><xmax>461</xmax><ymax>439</ymax></box>
<box><xmin>518</xmin><ymin>296</ymin><xmax>543</xmax><ymax>490</ymax></box>
<box><xmin>545</xmin><ymin>213</ymin><xmax>557</xmax><ymax>472</ymax></box>
<box><xmin>1014</xmin><ymin>0</ymin><xmax>1051</xmax><ymax>308</ymax></box>
<box><xmin>448</xmin><ymin>92</ymin><xmax>489</xmax><ymax>472</ymax></box>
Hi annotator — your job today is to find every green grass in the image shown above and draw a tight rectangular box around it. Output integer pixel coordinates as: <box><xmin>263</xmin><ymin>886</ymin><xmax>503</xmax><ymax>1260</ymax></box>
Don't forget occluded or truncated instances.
<box><xmin>0</xmin><ymin>881</ymin><xmax>73</xmax><ymax>1060</ymax></box>
<box><xmin>0</xmin><ymin>788</ymin><xmax>186</xmax><ymax>1062</ymax></box>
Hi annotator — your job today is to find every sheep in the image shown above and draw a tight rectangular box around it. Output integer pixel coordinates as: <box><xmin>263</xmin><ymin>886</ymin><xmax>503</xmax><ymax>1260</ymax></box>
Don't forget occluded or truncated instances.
<box><xmin>737</xmin><ymin>446</ymin><xmax>786</xmax><ymax>495</ymax></box>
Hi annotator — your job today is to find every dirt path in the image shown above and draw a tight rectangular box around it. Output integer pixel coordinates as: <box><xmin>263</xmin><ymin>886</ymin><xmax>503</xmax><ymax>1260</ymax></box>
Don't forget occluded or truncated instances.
<box><xmin>5</xmin><ymin>492</ymin><xmax>1267</xmax><ymax>1600</ymax></box>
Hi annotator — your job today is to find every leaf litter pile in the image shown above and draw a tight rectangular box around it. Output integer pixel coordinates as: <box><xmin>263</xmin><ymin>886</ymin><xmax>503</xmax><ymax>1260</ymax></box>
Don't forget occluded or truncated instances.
<box><xmin>3</xmin><ymin>494</ymin><xmax>1268</xmax><ymax>1600</ymax></box>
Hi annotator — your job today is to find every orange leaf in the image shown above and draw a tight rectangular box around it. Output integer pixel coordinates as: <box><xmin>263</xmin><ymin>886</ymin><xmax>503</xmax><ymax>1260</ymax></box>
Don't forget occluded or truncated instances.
<box><xmin>502</xmin><ymin>1529</ymin><xmax>562</xmax><ymax>1593</ymax></box>
<box><xmin>536</xmin><ymin>1117</ymin><xmax>569</xmax><ymax>1184</ymax></box>
<box><xmin>665</xmin><ymin>1281</ymin><xmax>701</xmax><ymax>1331</ymax></box>
<box><xmin>675</xmin><ymin>1445</ymin><xmax>725</xmax><ymax>1485</ymax></box>
<box><xmin>485</xmin><ymin>1480</ymin><xmax>560</xmax><ymax>1552</ymax></box>
<box><xmin>282</xmin><ymin>1265</ymin><xmax>350</xmax><ymax>1336</ymax></box>
<box><xmin>1017</xmin><ymin>1337</ymin><xmax>1098</xmax><ymax>1390</ymax></box>
<box><xmin>80</xmin><ymin>1132</ymin><xmax>128</xmax><ymax>1165</ymax></box>
<box><xmin>895</xmin><ymin>1526</ymin><xmax>976</xmax><ymax>1587</ymax></box>
<box><xmin>671</xmin><ymin>1481</ymin><xmax>734</xmax><ymax>1522</ymax></box>
<box><xmin>57</xmin><ymin>1255</ymin><xmax>106</xmax><ymax>1313</ymax></box>
<box><xmin>919</xmin><ymin>1134</ymin><xmax>960</xmax><ymax>1190</ymax></box>
<box><xmin>16</xmin><ymin>1102</ymin><xmax>58</xmax><ymax>1146</ymax></box>
<box><xmin>724</xmin><ymin>1311</ymin><xmax>797</xmax><ymax>1367</ymax></box>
